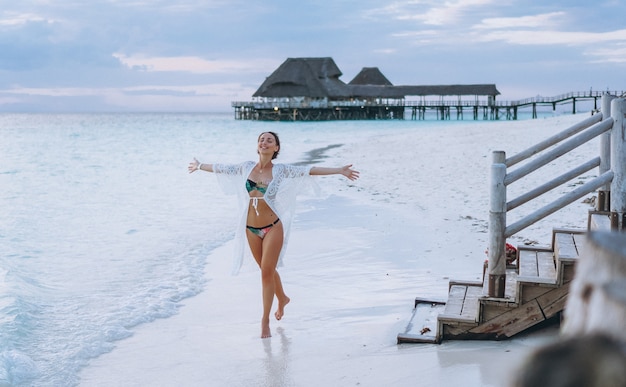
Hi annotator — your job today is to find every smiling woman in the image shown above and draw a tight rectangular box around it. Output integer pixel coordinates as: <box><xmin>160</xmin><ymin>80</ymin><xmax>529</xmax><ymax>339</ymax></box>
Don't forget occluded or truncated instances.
<box><xmin>188</xmin><ymin>131</ymin><xmax>359</xmax><ymax>338</ymax></box>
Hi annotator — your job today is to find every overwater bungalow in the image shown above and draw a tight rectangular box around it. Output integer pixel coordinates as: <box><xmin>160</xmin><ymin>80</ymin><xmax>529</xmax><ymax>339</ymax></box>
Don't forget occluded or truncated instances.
<box><xmin>231</xmin><ymin>57</ymin><xmax>501</xmax><ymax>121</ymax></box>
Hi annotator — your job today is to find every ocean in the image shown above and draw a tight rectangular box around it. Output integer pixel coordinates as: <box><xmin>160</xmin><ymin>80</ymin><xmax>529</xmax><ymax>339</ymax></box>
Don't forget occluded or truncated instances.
<box><xmin>0</xmin><ymin>112</ymin><xmax>441</xmax><ymax>386</ymax></box>
<box><xmin>1</xmin><ymin>109</ymin><xmax>581</xmax><ymax>386</ymax></box>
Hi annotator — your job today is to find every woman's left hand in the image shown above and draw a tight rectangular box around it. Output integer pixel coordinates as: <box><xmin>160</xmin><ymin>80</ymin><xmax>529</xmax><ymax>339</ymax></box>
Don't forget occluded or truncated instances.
<box><xmin>341</xmin><ymin>164</ymin><xmax>360</xmax><ymax>181</ymax></box>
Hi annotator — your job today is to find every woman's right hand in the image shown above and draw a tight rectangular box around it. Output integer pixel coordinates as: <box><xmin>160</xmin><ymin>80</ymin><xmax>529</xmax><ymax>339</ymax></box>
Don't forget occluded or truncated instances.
<box><xmin>188</xmin><ymin>158</ymin><xmax>200</xmax><ymax>173</ymax></box>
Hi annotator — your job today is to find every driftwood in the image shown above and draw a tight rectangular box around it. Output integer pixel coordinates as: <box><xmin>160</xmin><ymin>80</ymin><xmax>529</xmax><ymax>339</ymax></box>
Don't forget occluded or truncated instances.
<box><xmin>562</xmin><ymin>231</ymin><xmax>626</xmax><ymax>341</ymax></box>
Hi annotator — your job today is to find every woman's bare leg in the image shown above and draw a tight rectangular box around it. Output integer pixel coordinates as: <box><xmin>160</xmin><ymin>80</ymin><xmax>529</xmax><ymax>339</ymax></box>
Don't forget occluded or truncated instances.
<box><xmin>259</xmin><ymin>224</ymin><xmax>283</xmax><ymax>338</ymax></box>
<box><xmin>247</xmin><ymin>231</ymin><xmax>289</xmax><ymax>309</ymax></box>
<box><xmin>246</xmin><ymin>224</ymin><xmax>285</xmax><ymax>338</ymax></box>
<box><xmin>273</xmin><ymin>270</ymin><xmax>290</xmax><ymax>321</ymax></box>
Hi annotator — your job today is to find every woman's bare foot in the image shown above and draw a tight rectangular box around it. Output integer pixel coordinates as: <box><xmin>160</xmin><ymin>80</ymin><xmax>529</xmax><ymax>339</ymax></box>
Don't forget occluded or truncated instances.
<box><xmin>261</xmin><ymin>318</ymin><xmax>271</xmax><ymax>339</ymax></box>
<box><xmin>274</xmin><ymin>296</ymin><xmax>290</xmax><ymax>321</ymax></box>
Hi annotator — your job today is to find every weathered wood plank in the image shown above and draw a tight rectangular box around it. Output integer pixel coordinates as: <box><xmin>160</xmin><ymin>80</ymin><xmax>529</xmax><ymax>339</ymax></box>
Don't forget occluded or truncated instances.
<box><xmin>469</xmin><ymin>299</ymin><xmax>545</xmax><ymax>339</ymax></box>
<box><xmin>560</xmin><ymin>264</ymin><xmax>577</xmax><ymax>284</ymax></box>
<box><xmin>555</xmin><ymin>232</ymin><xmax>578</xmax><ymax>260</ymax></box>
<box><xmin>449</xmin><ymin>279</ymin><xmax>483</xmax><ymax>288</ymax></box>
<box><xmin>552</xmin><ymin>227</ymin><xmax>585</xmax><ymax>246</ymax></box>
<box><xmin>537</xmin><ymin>283</ymin><xmax>570</xmax><ymax>319</ymax></box>
<box><xmin>519</xmin><ymin>249</ymin><xmax>538</xmax><ymax>277</ymax></box>
<box><xmin>397</xmin><ymin>300</ymin><xmax>446</xmax><ymax>344</ymax></box>
<box><xmin>460</xmin><ymin>285</ymin><xmax>482</xmax><ymax>321</ymax></box>
<box><xmin>518</xmin><ymin>284</ymin><xmax>553</xmax><ymax>304</ymax></box>
<box><xmin>480</xmin><ymin>300</ymin><xmax>518</xmax><ymax>322</ymax></box>
<box><xmin>443</xmin><ymin>285</ymin><xmax>466</xmax><ymax>316</ymax></box>
<box><xmin>480</xmin><ymin>268</ymin><xmax>518</xmax><ymax>302</ymax></box>
<box><xmin>505</xmin><ymin>270</ymin><xmax>518</xmax><ymax>300</ymax></box>
<box><xmin>589</xmin><ymin>212</ymin><xmax>611</xmax><ymax>231</ymax></box>
<box><xmin>537</xmin><ymin>251</ymin><xmax>556</xmax><ymax>279</ymax></box>
<box><xmin>573</xmin><ymin>233</ymin><xmax>586</xmax><ymax>257</ymax></box>
<box><xmin>516</xmin><ymin>248</ymin><xmax>556</xmax><ymax>303</ymax></box>
<box><xmin>443</xmin><ymin>322</ymin><xmax>477</xmax><ymax>337</ymax></box>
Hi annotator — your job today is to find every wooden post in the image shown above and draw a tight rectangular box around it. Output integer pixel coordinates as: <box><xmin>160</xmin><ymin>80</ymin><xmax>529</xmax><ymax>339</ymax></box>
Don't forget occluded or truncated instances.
<box><xmin>562</xmin><ymin>231</ymin><xmax>626</xmax><ymax>342</ymax></box>
<box><xmin>598</xmin><ymin>94</ymin><xmax>615</xmax><ymax>211</ymax></box>
<box><xmin>488</xmin><ymin>151</ymin><xmax>507</xmax><ymax>297</ymax></box>
<box><xmin>610</xmin><ymin>98</ymin><xmax>626</xmax><ymax>229</ymax></box>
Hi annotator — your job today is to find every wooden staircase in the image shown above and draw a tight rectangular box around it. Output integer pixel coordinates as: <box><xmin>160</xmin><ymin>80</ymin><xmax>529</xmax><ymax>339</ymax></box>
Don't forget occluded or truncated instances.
<box><xmin>397</xmin><ymin>212</ymin><xmax>612</xmax><ymax>344</ymax></box>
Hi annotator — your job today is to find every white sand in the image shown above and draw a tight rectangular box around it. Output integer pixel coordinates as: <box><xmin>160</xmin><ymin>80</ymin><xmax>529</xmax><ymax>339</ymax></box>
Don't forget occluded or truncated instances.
<box><xmin>80</xmin><ymin>114</ymin><xmax>596</xmax><ymax>386</ymax></box>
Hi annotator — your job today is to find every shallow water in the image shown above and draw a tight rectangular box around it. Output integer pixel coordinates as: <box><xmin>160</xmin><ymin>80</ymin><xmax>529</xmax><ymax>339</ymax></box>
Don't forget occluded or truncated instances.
<box><xmin>0</xmin><ymin>110</ymin><xmax>585</xmax><ymax>386</ymax></box>
<box><xmin>0</xmin><ymin>113</ymin><xmax>455</xmax><ymax>386</ymax></box>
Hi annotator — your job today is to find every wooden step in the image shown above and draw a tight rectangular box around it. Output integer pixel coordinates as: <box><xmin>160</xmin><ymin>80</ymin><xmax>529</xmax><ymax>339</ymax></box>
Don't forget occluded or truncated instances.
<box><xmin>399</xmin><ymin>227</ymin><xmax>586</xmax><ymax>344</ymax></box>
<box><xmin>517</xmin><ymin>246</ymin><xmax>556</xmax><ymax>283</ymax></box>
<box><xmin>437</xmin><ymin>283</ymin><xmax>484</xmax><ymax>340</ymax></box>
<box><xmin>468</xmin><ymin>298</ymin><xmax>547</xmax><ymax>340</ymax></box>
<box><xmin>553</xmin><ymin>228</ymin><xmax>586</xmax><ymax>262</ymax></box>
<box><xmin>481</xmin><ymin>266</ymin><xmax>518</xmax><ymax>301</ymax></box>
<box><xmin>516</xmin><ymin>246</ymin><xmax>558</xmax><ymax>304</ymax></box>
<box><xmin>397</xmin><ymin>298</ymin><xmax>446</xmax><ymax>344</ymax></box>
<box><xmin>588</xmin><ymin>211</ymin><xmax>611</xmax><ymax>231</ymax></box>
<box><xmin>438</xmin><ymin>283</ymin><xmax>482</xmax><ymax>324</ymax></box>
<box><xmin>553</xmin><ymin>228</ymin><xmax>586</xmax><ymax>284</ymax></box>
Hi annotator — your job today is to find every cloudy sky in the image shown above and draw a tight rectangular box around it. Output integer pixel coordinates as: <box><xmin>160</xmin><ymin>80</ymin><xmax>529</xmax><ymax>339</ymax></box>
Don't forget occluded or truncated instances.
<box><xmin>1</xmin><ymin>0</ymin><xmax>625</xmax><ymax>112</ymax></box>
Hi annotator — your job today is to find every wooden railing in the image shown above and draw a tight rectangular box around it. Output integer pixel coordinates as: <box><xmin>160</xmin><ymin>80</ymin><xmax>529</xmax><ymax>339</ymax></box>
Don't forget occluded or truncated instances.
<box><xmin>232</xmin><ymin>91</ymin><xmax>625</xmax><ymax>109</ymax></box>
<box><xmin>487</xmin><ymin>94</ymin><xmax>626</xmax><ymax>297</ymax></box>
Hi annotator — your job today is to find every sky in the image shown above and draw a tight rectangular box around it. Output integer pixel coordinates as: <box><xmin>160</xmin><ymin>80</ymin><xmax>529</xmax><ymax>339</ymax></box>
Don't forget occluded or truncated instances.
<box><xmin>1</xmin><ymin>0</ymin><xmax>626</xmax><ymax>112</ymax></box>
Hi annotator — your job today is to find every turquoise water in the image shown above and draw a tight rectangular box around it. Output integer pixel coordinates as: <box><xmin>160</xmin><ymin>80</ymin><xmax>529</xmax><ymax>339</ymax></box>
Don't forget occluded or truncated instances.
<box><xmin>0</xmin><ymin>112</ymin><xmax>442</xmax><ymax>386</ymax></box>
<box><xmin>0</xmin><ymin>110</ymin><xmax>581</xmax><ymax>386</ymax></box>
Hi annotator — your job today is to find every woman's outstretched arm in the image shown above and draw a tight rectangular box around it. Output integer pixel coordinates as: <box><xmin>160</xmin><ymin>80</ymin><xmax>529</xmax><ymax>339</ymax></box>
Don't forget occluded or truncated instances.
<box><xmin>310</xmin><ymin>165</ymin><xmax>359</xmax><ymax>181</ymax></box>
<box><xmin>188</xmin><ymin>157</ymin><xmax>214</xmax><ymax>173</ymax></box>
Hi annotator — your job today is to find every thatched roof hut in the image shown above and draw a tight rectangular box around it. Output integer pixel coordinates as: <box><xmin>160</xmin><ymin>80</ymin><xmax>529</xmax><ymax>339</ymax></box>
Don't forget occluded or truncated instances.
<box><xmin>397</xmin><ymin>84</ymin><xmax>500</xmax><ymax>97</ymax></box>
<box><xmin>252</xmin><ymin>57</ymin><xmax>500</xmax><ymax>100</ymax></box>
<box><xmin>349</xmin><ymin>67</ymin><xmax>393</xmax><ymax>86</ymax></box>
<box><xmin>253</xmin><ymin>57</ymin><xmax>350</xmax><ymax>98</ymax></box>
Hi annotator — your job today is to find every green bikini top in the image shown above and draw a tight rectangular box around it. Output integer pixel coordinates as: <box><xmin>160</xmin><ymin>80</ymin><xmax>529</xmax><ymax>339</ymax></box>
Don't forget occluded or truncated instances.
<box><xmin>246</xmin><ymin>179</ymin><xmax>267</xmax><ymax>194</ymax></box>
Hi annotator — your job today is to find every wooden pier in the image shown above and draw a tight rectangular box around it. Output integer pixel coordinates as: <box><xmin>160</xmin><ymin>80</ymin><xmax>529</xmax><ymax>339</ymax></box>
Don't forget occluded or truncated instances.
<box><xmin>233</xmin><ymin>57</ymin><xmax>624</xmax><ymax>121</ymax></box>
<box><xmin>233</xmin><ymin>90</ymin><xmax>623</xmax><ymax>121</ymax></box>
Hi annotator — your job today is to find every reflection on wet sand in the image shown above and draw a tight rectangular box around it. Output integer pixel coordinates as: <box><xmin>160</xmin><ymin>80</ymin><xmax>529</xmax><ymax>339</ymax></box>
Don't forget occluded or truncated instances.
<box><xmin>263</xmin><ymin>327</ymin><xmax>293</xmax><ymax>386</ymax></box>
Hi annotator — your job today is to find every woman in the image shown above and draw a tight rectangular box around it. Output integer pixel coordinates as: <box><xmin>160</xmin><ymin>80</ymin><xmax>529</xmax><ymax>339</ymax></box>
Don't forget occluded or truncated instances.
<box><xmin>188</xmin><ymin>131</ymin><xmax>359</xmax><ymax>338</ymax></box>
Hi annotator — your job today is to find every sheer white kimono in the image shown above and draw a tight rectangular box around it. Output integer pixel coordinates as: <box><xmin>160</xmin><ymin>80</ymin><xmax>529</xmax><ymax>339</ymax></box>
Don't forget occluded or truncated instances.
<box><xmin>214</xmin><ymin>161</ymin><xmax>320</xmax><ymax>274</ymax></box>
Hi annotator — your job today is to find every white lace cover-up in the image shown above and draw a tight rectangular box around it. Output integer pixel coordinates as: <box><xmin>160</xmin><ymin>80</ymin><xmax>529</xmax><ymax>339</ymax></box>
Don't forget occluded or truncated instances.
<box><xmin>214</xmin><ymin>161</ymin><xmax>320</xmax><ymax>274</ymax></box>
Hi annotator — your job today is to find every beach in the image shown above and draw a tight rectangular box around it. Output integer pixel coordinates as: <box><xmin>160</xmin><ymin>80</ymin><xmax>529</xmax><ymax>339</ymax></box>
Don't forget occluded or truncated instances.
<box><xmin>76</xmin><ymin>113</ymin><xmax>595</xmax><ymax>387</ymax></box>
<box><xmin>78</xmin><ymin>200</ymin><xmax>560</xmax><ymax>387</ymax></box>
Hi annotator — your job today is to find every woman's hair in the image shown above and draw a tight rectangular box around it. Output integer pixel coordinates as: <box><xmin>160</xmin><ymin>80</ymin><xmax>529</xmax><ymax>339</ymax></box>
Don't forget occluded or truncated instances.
<box><xmin>258</xmin><ymin>131</ymin><xmax>280</xmax><ymax>159</ymax></box>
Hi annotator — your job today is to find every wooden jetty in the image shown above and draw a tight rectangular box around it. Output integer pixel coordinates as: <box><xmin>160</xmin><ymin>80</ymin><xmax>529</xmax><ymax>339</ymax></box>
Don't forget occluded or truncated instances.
<box><xmin>233</xmin><ymin>92</ymin><xmax>614</xmax><ymax>122</ymax></box>
<box><xmin>231</xmin><ymin>57</ymin><xmax>623</xmax><ymax>121</ymax></box>
<box><xmin>398</xmin><ymin>95</ymin><xmax>626</xmax><ymax>343</ymax></box>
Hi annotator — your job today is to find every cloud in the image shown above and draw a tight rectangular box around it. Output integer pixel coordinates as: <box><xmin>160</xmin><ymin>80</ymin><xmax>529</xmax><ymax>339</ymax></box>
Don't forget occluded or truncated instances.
<box><xmin>390</xmin><ymin>29</ymin><xmax>438</xmax><ymax>44</ymax></box>
<box><xmin>0</xmin><ymin>82</ymin><xmax>256</xmax><ymax>111</ymax></box>
<box><xmin>402</xmin><ymin>0</ymin><xmax>495</xmax><ymax>26</ymax></box>
<box><xmin>470</xmin><ymin>11</ymin><xmax>626</xmax><ymax>50</ymax></box>
<box><xmin>473</xmin><ymin>12</ymin><xmax>566</xmax><ymax>30</ymax></box>
<box><xmin>113</xmin><ymin>54</ymin><xmax>278</xmax><ymax>74</ymax></box>
<box><xmin>476</xmin><ymin>28</ymin><xmax>626</xmax><ymax>46</ymax></box>
<box><xmin>2</xmin><ymin>83</ymin><xmax>239</xmax><ymax>98</ymax></box>
<box><xmin>586</xmin><ymin>44</ymin><xmax>626</xmax><ymax>63</ymax></box>
<box><xmin>364</xmin><ymin>0</ymin><xmax>496</xmax><ymax>26</ymax></box>
<box><xmin>0</xmin><ymin>12</ymin><xmax>54</xmax><ymax>26</ymax></box>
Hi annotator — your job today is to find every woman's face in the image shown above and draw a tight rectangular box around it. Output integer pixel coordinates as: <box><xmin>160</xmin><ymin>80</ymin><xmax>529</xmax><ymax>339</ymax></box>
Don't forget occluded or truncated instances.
<box><xmin>258</xmin><ymin>132</ymin><xmax>280</xmax><ymax>159</ymax></box>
